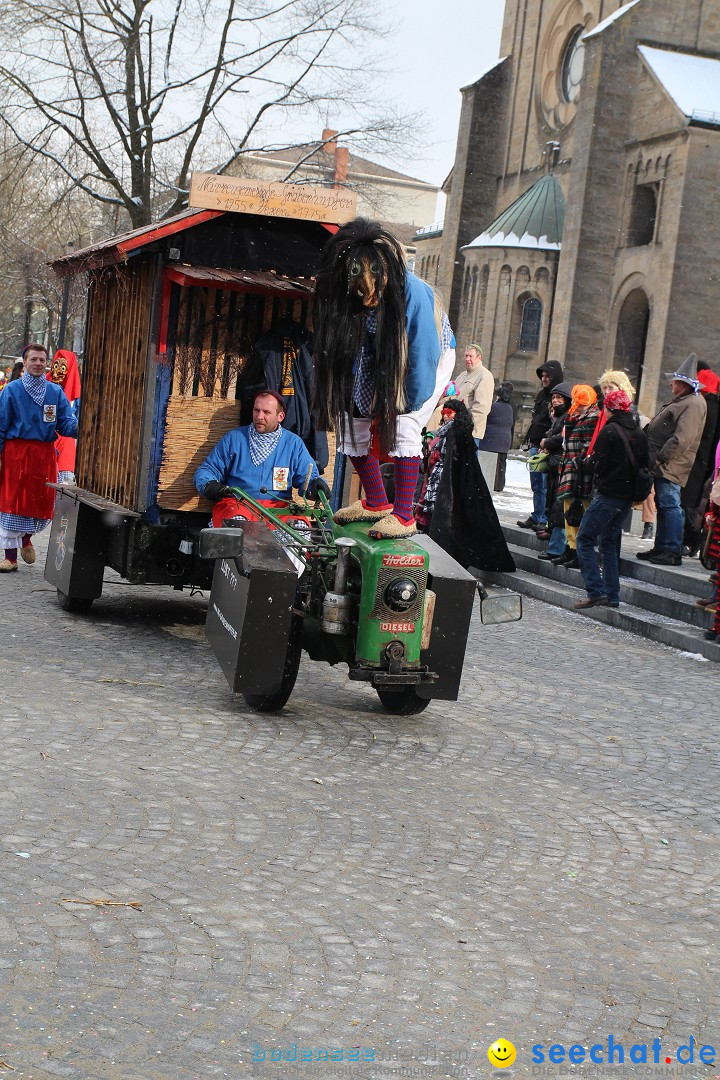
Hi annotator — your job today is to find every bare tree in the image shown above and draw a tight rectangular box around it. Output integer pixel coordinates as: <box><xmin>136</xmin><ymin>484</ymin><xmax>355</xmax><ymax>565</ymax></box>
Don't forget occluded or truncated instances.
<box><xmin>0</xmin><ymin>0</ymin><xmax>414</xmax><ymax>230</ymax></box>
<box><xmin>0</xmin><ymin>126</ymin><xmax>98</xmax><ymax>355</ymax></box>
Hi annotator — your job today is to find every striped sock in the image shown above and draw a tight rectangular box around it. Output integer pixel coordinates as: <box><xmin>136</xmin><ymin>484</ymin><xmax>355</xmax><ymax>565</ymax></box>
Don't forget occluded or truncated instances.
<box><xmin>392</xmin><ymin>457</ymin><xmax>421</xmax><ymax>523</ymax></box>
<box><xmin>349</xmin><ymin>455</ymin><xmax>391</xmax><ymax>510</ymax></box>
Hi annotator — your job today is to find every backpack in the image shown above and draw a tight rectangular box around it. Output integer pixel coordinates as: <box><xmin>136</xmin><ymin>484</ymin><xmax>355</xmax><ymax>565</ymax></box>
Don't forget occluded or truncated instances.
<box><xmin>612</xmin><ymin>424</ymin><xmax>654</xmax><ymax>502</ymax></box>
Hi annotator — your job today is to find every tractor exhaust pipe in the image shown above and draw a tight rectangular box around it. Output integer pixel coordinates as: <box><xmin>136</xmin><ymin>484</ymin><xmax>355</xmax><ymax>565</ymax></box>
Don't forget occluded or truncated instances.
<box><xmin>321</xmin><ymin>537</ymin><xmax>356</xmax><ymax>635</ymax></box>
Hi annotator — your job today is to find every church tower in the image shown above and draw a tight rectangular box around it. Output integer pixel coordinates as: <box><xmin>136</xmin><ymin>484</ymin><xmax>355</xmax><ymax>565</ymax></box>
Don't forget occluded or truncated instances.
<box><xmin>437</xmin><ymin>0</ymin><xmax>720</xmax><ymax>420</ymax></box>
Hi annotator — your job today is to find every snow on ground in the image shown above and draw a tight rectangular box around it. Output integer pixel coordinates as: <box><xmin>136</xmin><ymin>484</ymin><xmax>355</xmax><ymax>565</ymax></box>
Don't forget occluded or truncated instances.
<box><xmin>492</xmin><ymin>456</ymin><xmax>534</xmax><ymax>520</ymax></box>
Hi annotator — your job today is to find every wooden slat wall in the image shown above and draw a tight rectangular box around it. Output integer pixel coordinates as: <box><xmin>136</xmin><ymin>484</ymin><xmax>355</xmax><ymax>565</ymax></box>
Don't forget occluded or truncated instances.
<box><xmin>157</xmin><ymin>284</ymin><xmax>280</xmax><ymax>511</ymax></box>
<box><xmin>76</xmin><ymin>260</ymin><xmax>155</xmax><ymax>507</ymax></box>
<box><xmin>157</xmin><ymin>397</ymin><xmax>242</xmax><ymax>511</ymax></box>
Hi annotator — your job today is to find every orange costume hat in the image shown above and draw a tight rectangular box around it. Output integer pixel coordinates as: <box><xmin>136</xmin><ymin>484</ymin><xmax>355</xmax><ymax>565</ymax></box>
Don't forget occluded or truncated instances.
<box><xmin>568</xmin><ymin>384</ymin><xmax>597</xmax><ymax>415</ymax></box>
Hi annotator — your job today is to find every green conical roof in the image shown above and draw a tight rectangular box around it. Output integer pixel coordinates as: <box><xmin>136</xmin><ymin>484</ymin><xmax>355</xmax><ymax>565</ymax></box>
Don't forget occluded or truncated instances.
<box><xmin>464</xmin><ymin>174</ymin><xmax>565</xmax><ymax>251</ymax></box>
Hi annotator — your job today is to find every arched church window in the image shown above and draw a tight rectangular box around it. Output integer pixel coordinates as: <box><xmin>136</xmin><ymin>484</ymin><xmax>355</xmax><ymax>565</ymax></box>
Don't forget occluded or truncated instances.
<box><xmin>561</xmin><ymin>27</ymin><xmax>585</xmax><ymax>104</ymax></box>
<box><xmin>627</xmin><ymin>184</ymin><xmax>658</xmax><ymax>247</ymax></box>
<box><xmin>519</xmin><ymin>297</ymin><xmax>543</xmax><ymax>352</ymax></box>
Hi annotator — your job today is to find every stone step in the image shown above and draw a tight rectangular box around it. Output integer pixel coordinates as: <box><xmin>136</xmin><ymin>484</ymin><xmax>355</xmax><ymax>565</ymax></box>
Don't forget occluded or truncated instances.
<box><xmin>500</xmin><ymin>520</ymin><xmax>714</xmax><ymax>600</ymax></box>
<box><xmin>506</xmin><ymin>544</ymin><xmax>713</xmax><ymax>629</ymax></box>
<box><xmin>477</xmin><ymin>565</ymin><xmax>720</xmax><ymax>663</ymax></box>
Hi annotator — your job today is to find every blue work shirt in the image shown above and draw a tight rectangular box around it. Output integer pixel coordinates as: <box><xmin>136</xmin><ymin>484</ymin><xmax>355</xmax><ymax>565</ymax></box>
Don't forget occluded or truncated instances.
<box><xmin>0</xmin><ymin>379</ymin><xmax>78</xmax><ymax>454</ymax></box>
<box><xmin>194</xmin><ymin>425</ymin><xmax>319</xmax><ymax>501</ymax></box>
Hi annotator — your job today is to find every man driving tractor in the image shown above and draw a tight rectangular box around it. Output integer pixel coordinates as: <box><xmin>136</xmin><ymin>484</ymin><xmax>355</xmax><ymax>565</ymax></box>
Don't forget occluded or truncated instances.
<box><xmin>194</xmin><ymin>389</ymin><xmax>329</xmax><ymax>526</ymax></box>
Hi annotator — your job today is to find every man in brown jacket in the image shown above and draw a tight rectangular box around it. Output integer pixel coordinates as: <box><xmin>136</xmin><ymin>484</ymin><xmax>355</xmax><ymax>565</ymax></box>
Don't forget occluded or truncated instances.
<box><xmin>454</xmin><ymin>344</ymin><xmax>495</xmax><ymax>441</ymax></box>
<box><xmin>639</xmin><ymin>353</ymin><xmax>707</xmax><ymax>566</ymax></box>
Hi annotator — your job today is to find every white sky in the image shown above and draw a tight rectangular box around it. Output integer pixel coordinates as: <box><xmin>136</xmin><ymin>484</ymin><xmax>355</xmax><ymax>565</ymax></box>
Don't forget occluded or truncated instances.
<box><xmin>377</xmin><ymin>0</ymin><xmax>505</xmax><ymax>191</ymax></box>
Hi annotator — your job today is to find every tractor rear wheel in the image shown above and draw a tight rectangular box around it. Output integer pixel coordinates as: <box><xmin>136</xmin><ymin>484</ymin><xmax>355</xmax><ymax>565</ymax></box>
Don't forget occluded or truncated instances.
<box><xmin>376</xmin><ymin>686</ymin><xmax>430</xmax><ymax>715</ymax></box>
<box><xmin>242</xmin><ymin>615</ymin><xmax>303</xmax><ymax>712</ymax></box>
<box><xmin>57</xmin><ymin>590</ymin><xmax>94</xmax><ymax>613</ymax></box>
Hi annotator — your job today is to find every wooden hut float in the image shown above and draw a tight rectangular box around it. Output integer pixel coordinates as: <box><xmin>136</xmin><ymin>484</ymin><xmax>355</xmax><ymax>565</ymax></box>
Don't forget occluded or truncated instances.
<box><xmin>45</xmin><ymin>209</ymin><xmax>332</xmax><ymax>607</ymax></box>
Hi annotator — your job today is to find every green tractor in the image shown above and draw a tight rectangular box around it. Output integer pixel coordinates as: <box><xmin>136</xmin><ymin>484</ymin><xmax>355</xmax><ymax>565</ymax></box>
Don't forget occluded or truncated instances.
<box><xmin>200</xmin><ymin>486</ymin><xmax>521</xmax><ymax>715</ymax></box>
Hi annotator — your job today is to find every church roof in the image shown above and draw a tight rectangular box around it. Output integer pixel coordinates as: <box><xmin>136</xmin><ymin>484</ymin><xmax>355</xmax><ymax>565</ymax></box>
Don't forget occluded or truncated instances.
<box><xmin>462</xmin><ymin>174</ymin><xmax>565</xmax><ymax>252</ymax></box>
<box><xmin>638</xmin><ymin>46</ymin><xmax>720</xmax><ymax>127</ymax></box>
<box><xmin>583</xmin><ymin>0</ymin><xmax>642</xmax><ymax>41</ymax></box>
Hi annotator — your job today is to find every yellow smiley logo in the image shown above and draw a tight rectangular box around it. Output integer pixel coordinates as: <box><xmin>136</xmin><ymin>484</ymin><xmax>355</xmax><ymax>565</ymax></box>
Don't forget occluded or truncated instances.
<box><xmin>488</xmin><ymin>1039</ymin><xmax>516</xmax><ymax>1068</ymax></box>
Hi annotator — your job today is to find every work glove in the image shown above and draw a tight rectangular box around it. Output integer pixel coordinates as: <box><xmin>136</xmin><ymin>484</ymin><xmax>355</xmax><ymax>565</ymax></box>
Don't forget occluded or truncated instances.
<box><xmin>203</xmin><ymin>480</ymin><xmax>235</xmax><ymax>503</ymax></box>
<box><xmin>307</xmin><ymin>476</ymin><xmax>331</xmax><ymax>501</ymax></box>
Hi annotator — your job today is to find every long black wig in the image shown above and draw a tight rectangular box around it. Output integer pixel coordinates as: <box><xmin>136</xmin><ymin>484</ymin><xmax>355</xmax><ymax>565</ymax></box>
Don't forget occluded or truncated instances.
<box><xmin>313</xmin><ymin>217</ymin><xmax>407</xmax><ymax>456</ymax></box>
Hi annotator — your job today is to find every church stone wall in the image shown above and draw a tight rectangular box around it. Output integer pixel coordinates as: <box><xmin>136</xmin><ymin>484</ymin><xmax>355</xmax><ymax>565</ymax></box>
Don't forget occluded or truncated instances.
<box><xmin>663</xmin><ymin>128</ymin><xmax>720</xmax><ymax>378</ymax></box>
<box><xmin>446</xmin><ymin>0</ymin><xmax>720</xmax><ymax>417</ymax></box>
<box><xmin>438</xmin><ymin>62</ymin><xmax>510</xmax><ymax>327</ymax></box>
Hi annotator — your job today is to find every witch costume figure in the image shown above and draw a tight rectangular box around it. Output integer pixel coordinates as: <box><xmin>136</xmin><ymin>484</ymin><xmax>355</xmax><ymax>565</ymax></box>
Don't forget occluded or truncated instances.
<box><xmin>415</xmin><ymin>399</ymin><xmax>515</xmax><ymax>572</ymax></box>
<box><xmin>313</xmin><ymin>218</ymin><xmax>455</xmax><ymax>538</ymax></box>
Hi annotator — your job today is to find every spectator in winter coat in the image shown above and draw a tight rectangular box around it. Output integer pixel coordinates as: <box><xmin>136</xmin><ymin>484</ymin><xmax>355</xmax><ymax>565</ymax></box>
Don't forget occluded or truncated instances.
<box><xmin>639</xmin><ymin>353</ymin><xmax>707</xmax><ymax>566</ymax></box>
<box><xmin>536</xmin><ymin>381</ymin><xmax>573</xmax><ymax>561</ymax></box>
<box><xmin>551</xmin><ymin>384</ymin><xmax>599</xmax><ymax>569</ymax></box>
<box><xmin>681</xmin><ymin>361</ymin><xmax>720</xmax><ymax>556</ymax></box>
<box><xmin>476</xmin><ymin>381</ymin><xmax>515</xmax><ymax>491</ymax></box>
<box><xmin>594</xmin><ymin>368</ymin><xmax>655</xmax><ymax>540</ymax></box>
<box><xmin>517</xmin><ymin>359</ymin><xmax>563</xmax><ymax>530</ymax></box>
<box><xmin>574</xmin><ymin>389</ymin><xmax>649</xmax><ymax>609</ymax></box>
<box><xmin>698</xmin><ymin>440</ymin><xmax>720</xmax><ymax>641</ymax></box>
<box><xmin>453</xmin><ymin>344</ymin><xmax>495</xmax><ymax>441</ymax></box>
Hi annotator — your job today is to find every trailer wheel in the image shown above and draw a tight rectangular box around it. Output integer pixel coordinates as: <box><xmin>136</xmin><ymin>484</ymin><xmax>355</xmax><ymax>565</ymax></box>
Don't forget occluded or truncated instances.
<box><xmin>242</xmin><ymin>615</ymin><xmax>302</xmax><ymax>712</ymax></box>
<box><xmin>376</xmin><ymin>687</ymin><xmax>430</xmax><ymax>716</ymax></box>
<box><xmin>57</xmin><ymin>590</ymin><xmax>94</xmax><ymax>614</ymax></box>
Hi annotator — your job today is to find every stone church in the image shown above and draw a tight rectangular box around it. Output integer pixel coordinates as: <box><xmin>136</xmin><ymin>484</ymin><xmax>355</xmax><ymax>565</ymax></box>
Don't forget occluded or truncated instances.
<box><xmin>419</xmin><ymin>0</ymin><xmax>720</xmax><ymax>423</ymax></box>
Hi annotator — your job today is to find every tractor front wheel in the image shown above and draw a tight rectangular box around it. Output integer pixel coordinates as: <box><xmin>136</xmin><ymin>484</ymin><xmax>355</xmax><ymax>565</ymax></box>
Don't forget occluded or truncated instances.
<box><xmin>376</xmin><ymin>686</ymin><xmax>430</xmax><ymax>716</ymax></box>
<box><xmin>242</xmin><ymin>615</ymin><xmax>303</xmax><ymax>713</ymax></box>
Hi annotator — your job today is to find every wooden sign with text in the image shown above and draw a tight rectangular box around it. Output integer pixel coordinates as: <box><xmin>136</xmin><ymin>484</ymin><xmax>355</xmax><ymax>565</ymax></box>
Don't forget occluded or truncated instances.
<box><xmin>189</xmin><ymin>173</ymin><xmax>357</xmax><ymax>224</ymax></box>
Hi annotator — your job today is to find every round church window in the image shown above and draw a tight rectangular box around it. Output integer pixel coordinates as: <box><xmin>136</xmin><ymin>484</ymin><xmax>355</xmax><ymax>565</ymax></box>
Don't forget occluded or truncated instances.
<box><xmin>561</xmin><ymin>27</ymin><xmax>585</xmax><ymax>103</ymax></box>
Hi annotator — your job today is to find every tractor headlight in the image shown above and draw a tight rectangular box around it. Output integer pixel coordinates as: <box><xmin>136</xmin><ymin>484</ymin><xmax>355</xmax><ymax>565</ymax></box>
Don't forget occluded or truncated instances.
<box><xmin>384</xmin><ymin>577</ymin><xmax>419</xmax><ymax>612</ymax></box>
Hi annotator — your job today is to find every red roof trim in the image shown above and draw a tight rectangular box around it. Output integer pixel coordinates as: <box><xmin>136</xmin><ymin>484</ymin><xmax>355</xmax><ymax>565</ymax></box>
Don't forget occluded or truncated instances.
<box><xmin>116</xmin><ymin>209</ymin><xmax>226</xmax><ymax>256</ymax></box>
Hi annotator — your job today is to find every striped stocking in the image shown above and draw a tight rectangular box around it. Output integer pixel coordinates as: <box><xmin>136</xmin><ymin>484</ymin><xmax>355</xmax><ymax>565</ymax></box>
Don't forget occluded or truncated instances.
<box><xmin>349</xmin><ymin>454</ymin><xmax>392</xmax><ymax>510</ymax></box>
<box><xmin>391</xmin><ymin>457</ymin><xmax>421</xmax><ymax>524</ymax></box>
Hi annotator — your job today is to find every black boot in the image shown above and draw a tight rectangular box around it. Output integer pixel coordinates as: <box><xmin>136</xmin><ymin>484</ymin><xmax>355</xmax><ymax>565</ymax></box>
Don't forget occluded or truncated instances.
<box><xmin>641</xmin><ymin>522</ymin><xmax>654</xmax><ymax>540</ymax></box>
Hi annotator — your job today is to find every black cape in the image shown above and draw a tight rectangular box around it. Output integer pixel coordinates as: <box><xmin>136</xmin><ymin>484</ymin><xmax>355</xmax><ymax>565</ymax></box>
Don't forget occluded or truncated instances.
<box><xmin>428</xmin><ymin>425</ymin><xmax>516</xmax><ymax>572</ymax></box>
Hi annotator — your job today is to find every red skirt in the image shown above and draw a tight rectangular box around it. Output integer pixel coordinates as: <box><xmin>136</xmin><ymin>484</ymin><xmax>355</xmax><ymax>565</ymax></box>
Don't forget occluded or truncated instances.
<box><xmin>0</xmin><ymin>439</ymin><xmax>58</xmax><ymax>519</ymax></box>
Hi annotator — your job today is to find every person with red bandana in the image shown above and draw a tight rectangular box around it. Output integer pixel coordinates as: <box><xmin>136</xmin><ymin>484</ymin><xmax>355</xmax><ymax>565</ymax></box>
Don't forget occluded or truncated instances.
<box><xmin>0</xmin><ymin>343</ymin><xmax>78</xmax><ymax>573</ymax></box>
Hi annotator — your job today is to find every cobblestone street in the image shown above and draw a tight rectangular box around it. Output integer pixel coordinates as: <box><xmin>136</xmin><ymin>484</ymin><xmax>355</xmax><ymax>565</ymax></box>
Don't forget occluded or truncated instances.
<box><xmin>1</xmin><ymin>530</ymin><xmax>718</xmax><ymax>1080</ymax></box>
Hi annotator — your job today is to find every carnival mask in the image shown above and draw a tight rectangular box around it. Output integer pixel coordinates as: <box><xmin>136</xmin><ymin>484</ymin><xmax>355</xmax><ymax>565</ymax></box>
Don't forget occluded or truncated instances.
<box><xmin>347</xmin><ymin>250</ymin><xmax>388</xmax><ymax>309</ymax></box>
<box><xmin>50</xmin><ymin>357</ymin><xmax>68</xmax><ymax>384</ymax></box>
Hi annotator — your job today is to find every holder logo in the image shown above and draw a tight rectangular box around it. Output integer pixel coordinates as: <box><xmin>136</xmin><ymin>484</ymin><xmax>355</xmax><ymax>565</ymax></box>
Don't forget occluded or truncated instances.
<box><xmin>381</xmin><ymin>554</ymin><xmax>424</xmax><ymax>568</ymax></box>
